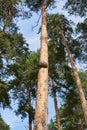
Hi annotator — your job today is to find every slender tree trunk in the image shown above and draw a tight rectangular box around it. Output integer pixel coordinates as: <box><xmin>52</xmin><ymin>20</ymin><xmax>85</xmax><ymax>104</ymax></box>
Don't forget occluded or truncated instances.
<box><xmin>3</xmin><ymin>7</ymin><xmax>12</xmax><ymax>32</ymax></box>
<box><xmin>34</xmin><ymin>0</ymin><xmax>48</xmax><ymax>130</ymax></box>
<box><xmin>52</xmin><ymin>80</ymin><xmax>61</xmax><ymax>130</ymax></box>
<box><xmin>78</xmin><ymin>123</ymin><xmax>83</xmax><ymax>130</ymax></box>
<box><xmin>61</xmin><ymin>32</ymin><xmax>87</xmax><ymax>127</ymax></box>
<box><xmin>28</xmin><ymin>85</ymin><xmax>32</xmax><ymax>130</ymax></box>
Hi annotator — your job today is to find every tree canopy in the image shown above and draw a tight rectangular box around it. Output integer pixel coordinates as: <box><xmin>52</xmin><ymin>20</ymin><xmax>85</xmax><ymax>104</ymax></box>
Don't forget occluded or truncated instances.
<box><xmin>0</xmin><ymin>0</ymin><xmax>87</xmax><ymax>129</ymax></box>
<box><xmin>64</xmin><ymin>0</ymin><xmax>87</xmax><ymax>16</ymax></box>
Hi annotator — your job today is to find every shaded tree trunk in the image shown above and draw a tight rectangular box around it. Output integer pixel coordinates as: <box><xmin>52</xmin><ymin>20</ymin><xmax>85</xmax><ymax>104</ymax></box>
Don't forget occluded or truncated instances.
<box><xmin>3</xmin><ymin>7</ymin><xmax>12</xmax><ymax>32</ymax></box>
<box><xmin>52</xmin><ymin>80</ymin><xmax>61</xmax><ymax>130</ymax></box>
<box><xmin>61</xmin><ymin>32</ymin><xmax>87</xmax><ymax>127</ymax></box>
<box><xmin>28</xmin><ymin>85</ymin><xmax>32</xmax><ymax>130</ymax></box>
<box><xmin>78</xmin><ymin>123</ymin><xmax>83</xmax><ymax>130</ymax></box>
<box><xmin>34</xmin><ymin>0</ymin><xmax>48</xmax><ymax>130</ymax></box>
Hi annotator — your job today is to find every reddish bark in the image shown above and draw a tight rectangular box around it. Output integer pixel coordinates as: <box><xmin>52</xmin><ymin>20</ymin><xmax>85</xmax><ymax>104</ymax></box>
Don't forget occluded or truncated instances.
<box><xmin>34</xmin><ymin>0</ymin><xmax>48</xmax><ymax>130</ymax></box>
<box><xmin>28</xmin><ymin>85</ymin><xmax>32</xmax><ymax>130</ymax></box>
<box><xmin>61</xmin><ymin>32</ymin><xmax>87</xmax><ymax>127</ymax></box>
<box><xmin>52</xmin><ymin>80</ymin><xmax>61</xmax><ymax>130</ymax></box>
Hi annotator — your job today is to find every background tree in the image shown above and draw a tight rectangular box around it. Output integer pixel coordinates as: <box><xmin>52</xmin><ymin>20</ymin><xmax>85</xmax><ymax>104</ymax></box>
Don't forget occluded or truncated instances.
<box><xmin>25</xmin><ymin>0</ymin><xmax>55</xmax><ymax>129</ymax></box>
<box><xmin>48</xmin><ymin>119</ymin><xmax>58</xmax><ymax>130</ymax></box>
<box><xmin>0</xmin><ymin>0</ymin><xmax>87</xmax><ymax>129</ymax></box>
<box><xmin>64</xmin><ymin>0</ymin><xmax>87</xmax><ymax>17</ymax></box>
<box><xmin>61</xmin><ymin>32</ymin><xmax>87</xmax><ymax>126</ymax></box>
<box><xmin>7</xmin><ymin>51</ymin><xmax>39</xmax><ymax>130</ymax></box>
<box><xmin>47</xmin><ymin>13</ymin><xmax>87</xmax><ymax>127</ymax></box>
<box><xmin>48</xmin><ymin>37</ymin><xmax>66</xmax><ymax>130</ymax></box>
<box><xmin>76</xmin><ymin>18</ymin><xmax>87</xmax><ymax>66</ymax></box>
<box><xmin>0</xmin><ymin>0</ymin><xmax>18</xmax><ymax>109</ymax></box>
<box><xmin>60</xmin><ymin>71</ymin><xmax>87</xmax><ymax>130</ymax></box>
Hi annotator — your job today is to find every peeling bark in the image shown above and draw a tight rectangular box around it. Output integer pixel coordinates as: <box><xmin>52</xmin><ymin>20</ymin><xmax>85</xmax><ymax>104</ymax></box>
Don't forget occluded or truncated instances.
<box><xmin>34</xmin><ymin>0</ymin><xmax>48</xmax><ymax>130</ymax></box>
<box><xmin>61</xmin><ymin>32</ymin><xmax>87</xmax><ymax>127</ymax></box>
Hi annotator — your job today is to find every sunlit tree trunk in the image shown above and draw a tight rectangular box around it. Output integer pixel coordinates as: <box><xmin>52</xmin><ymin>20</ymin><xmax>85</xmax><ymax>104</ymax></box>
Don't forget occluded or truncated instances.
<box><xmin>52</xmin><ymin>80</ymin><xmax>61</xmax><ymax>130</ymax></box>
<box><xmin>28</xmin><ymin>85</ymin><xmax>32</xmax><ymax>130</ymax></box>
<box><xmin>34</xmin><ymin>0</ymin><xmax>48</xmax><ymax>130</ymax></box>
<box><xmin>61</xmin><ymin>32</ymin><xmax>87</xmax><ymax>127</ymax></box>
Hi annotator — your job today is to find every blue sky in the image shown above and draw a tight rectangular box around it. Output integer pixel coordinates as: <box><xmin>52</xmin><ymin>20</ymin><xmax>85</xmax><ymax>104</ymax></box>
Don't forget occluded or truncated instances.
<box><xmin>0</xmin><ymin>1</ymin><xmax>84</xmax><ymax>130</ymax></box>
<box><xmin>1</xmin><ymin>96</ymin><xmax>59</xmax><ymax>130</ymax></box>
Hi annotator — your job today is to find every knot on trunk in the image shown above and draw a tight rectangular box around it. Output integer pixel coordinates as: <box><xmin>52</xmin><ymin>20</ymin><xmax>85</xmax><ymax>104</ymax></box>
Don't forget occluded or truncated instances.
<box><xmin>39</xmin><ymin>62</ymin><xmax>48</xmax><ymax>68</ymax></box>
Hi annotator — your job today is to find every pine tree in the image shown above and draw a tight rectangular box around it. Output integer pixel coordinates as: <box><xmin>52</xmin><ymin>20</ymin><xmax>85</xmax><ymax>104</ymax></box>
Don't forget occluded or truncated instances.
<box><xmin>8</xmin><ymin>51</ymin><xmax>39</xmax><ymax>130</ymax></box>
<box><xmin>47</xmin><ymin>13</ymin><xmax>87</xmax><ymax>127</ymax></box>
<box><xmin>64</xmin><ymin>0</ymin><xmax>87</xmax><ymax>16</ymax></box>
<box><xmin>61</xmin><ymin>32</ymin><xmax>87</xmax><ymax>126</ymax></box>
<box><xmin>25</xmin><ymin>1</ymin><xmax>55</xmax><ymax>129</ymax></box>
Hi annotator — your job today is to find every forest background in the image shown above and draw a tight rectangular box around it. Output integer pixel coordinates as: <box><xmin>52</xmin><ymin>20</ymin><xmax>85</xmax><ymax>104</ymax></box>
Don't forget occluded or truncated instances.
<box><xmin>0</xmin><ymin>0</ymin><xmax>87</xmax><ymax>130</ymax></box>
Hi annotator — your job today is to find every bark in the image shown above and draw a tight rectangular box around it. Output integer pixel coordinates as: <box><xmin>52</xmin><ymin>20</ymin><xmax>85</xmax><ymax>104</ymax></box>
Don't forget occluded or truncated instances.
<box><xmin>78</xmin><ymin>123</ymin><xmax>83</xmax><ymax>130</ymax></box>
<box><xmin>28</xmin><ymin>85</ymin><xmax>32</xmax><ymax>130</ymax></box>
<box><xmin>52</xmin><ymin>80</ymin><xmax>61</xmax><ymax>130</ymax></box>
<box><xmin>3</xmin><ymin>7</ymin><xmax>12</xmax><ymax>32</ymax></box>
<box><xmin>34</xmin><ymin>0</ymin><xmax>48</xmax><ymax>130</ymax></box>
<box><xmin>61</xmin><ymin>32</ymin><xmax>87</xmax><ymax>127</ymax></box>
<box><xmin>8</xmin><ymin>7</ymin><xmax>12</xmax><ymax>17</ymax></box>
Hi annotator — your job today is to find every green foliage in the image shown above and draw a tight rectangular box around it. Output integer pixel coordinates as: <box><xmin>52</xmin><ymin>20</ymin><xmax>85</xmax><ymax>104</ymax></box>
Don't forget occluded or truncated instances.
<box><xmin>25</xmin><ymin>0</ymin><xmax>56</xmax><ymax>12</ymax></box>
<box><xmin>0</xmin><ymin>28</ymin><xmax>29</xmax><ymax>109</ymax></box>
<box><xmin>64</xmin><ymin>0</ymin><xmax>87</xmax><ymax>16</ymax></box>
<box><xmin>0</xmin><ymin>115</ymin><xmax>10</xmax><ymax>130</ymax></box>
<box><xmin>76</xmin><ymin>18</ymin><xmax>87</xmax><ymax>35</ymax></box>
<box><xmin>47</xmin><ymin>13</ymin><xmax>82</xmax><ymax>61</ymax></box>
<box><xmin>76</xmin><ymin>19</ymin><xmax>87</xmax><ymax>63</ymax></box>
<box><xmin>0</xmin><ymin>0</ymin><xmax>87</xmax><ymax>128</ymax></box>
<box><xmin>0</xmin><ymin>80</ymin><xmax>10</xmax><ymax>108</ymax></box>
<box><xmin>60</xmin><ymin>70</ymin><xmax>87</xmax><ymax>130</ymax></box>
<box><xmin>48</xmin><ymin>39</ymin><xmax>67</xmax><ymax>96</ymax></box>
<box><xmin>48</xmin><ymin>119</ymin><xmax>57</xmax><ymax>130</ymax></box>
<box><xmin>47</xmin><ymin>13</ymin><xmax>81</xmax><ymax>101</ymax></box>
<box><xmin>60</xmin><ymin>100</ymin><xmax>85</xmax><ymax>130</ymax></box>
<box><xmin>47</xmin><ymin>13</ymin><xmax>83</xmax><ymax>94</ymax></box>
<box><xmin>8</xmin><ymin>51</ymin><xmax>39</xmax><ymax>119</ymax></box>
<box><xmin>0</xmin><ymin>0</ymin><xmax>29</xmax><ymax>109</ymax></box>
<box><xmin>0</xmin><ymin>0</ymin><xmax>20</xmax><ymax>17</ymax></box>
<box><xmin>79</xmin><ymin>71</ymin><xmax>87</xmax><ymax>98</ymax></box>
<box><xmin>47</xmin><ymin>13</ymin><xmax>87</xmax><ymax>129</ymax></box>
<box><xmin>47</xmin><ymin>13</ymin><xmax>73</xmax><ymax>39</ymax></box>
<box><xmin>0</xmin><ymin>0</ymin><xmax>31</xmax><ymax>21</ymax></box>
<box><xmin>47</xmin><ymin>13</ymin><xmax>72</xmax><ymax>77</ymax></box>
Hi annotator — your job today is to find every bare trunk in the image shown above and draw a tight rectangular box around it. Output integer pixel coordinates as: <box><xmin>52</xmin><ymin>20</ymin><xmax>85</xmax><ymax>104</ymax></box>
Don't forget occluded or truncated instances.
<box><xmin>28</xmin><ymin>113</ymin><xmax>32</xmax><ymax>130</ymax></box>
<box><xmin>34</xmin><ymin>0</ymin><xmax>48</xmax><ymax>130</ymax></box>
<box><xmin>28</xmin><ymin>85</ymin><xmax>32</xmax><ymax>130</ymax></box>
<box><xmin>3</xmin><ymin>7</ymin><xmax>12</xmax><ymax>32</ymax></box>
<box><xmin>61</xmin><ymin>32</ymin><xmax>87</xmax><ymax>127</ymax></box>
<box><xmin>52</xmin><ymin>80</ymin><xmax>61</xmax><ymax>130</ymax></box>
<box><xmin>8</xmin><ymin>7</ymin><xmax>12</xmax><ymax>17</ymax></box>
<box><xmin>78</xmin><ymin>123</ymin><xmax>83</xmax><ymax>130</ymax></box>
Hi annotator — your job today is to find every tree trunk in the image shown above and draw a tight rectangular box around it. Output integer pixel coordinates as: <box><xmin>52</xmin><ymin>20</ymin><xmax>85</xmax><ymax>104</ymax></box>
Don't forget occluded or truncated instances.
<box><xmin>61</xmin><ymin>32</ymin><xmax>87</xmax><ymax>127</ymax></box>
<box><xmin>28</xmin><ymin>85</ymin><xmax>32</xmax><ymax>130</ymax></box>
<box><xmin>34</xmin><ymin>0</ymin><xmax>48</xmax><ymax>130</ymax></box>
<box><xmin>78</xmin><ymin>123</ymin><xmax>83</xmax><ymax>130</ymax></box>
<box><xmin>52</xmin><ymin>80</ymin><xmax>61</xmax><ymax>130</ymax></box>
<box><xmin>3</xmin><ymin>7</ymin><xmax>12</xmax><ymax>32</ymax></box>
